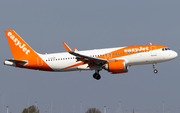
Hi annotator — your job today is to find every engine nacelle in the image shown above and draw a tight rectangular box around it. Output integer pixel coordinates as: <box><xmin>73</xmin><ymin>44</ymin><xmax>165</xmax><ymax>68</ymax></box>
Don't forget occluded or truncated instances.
<box><xmin>104</xmin><ymin>60</ymin><xmax>128</xmax><ymax>74</ymax></box>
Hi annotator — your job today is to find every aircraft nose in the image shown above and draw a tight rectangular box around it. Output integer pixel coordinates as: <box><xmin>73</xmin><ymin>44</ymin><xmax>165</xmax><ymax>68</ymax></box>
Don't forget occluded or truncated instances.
<box><xmin>171</xmin><ymin>51</ymin><xmax>178</xmax><ymax>59</ymax></box>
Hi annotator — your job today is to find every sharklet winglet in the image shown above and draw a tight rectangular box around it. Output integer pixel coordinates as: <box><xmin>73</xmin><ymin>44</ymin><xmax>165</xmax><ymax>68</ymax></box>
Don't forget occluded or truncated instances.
<box><xmin>62</xmin><ymin>42</ymin><xmax>72</xmax><ymax>52</ymax></box>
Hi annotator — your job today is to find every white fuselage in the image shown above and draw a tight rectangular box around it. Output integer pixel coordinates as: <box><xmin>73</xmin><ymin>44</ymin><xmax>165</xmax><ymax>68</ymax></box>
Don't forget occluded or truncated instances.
<box><xmin>39</xmin><ymin>47</ymin><xmax>177</xmax><ymax>72</ymax></box>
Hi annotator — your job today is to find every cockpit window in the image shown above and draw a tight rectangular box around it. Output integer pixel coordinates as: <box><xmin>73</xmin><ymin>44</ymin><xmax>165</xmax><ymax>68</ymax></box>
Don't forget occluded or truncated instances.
<box><xmin>162</xmin><ymin>48</ymin><xmax>170</xmax><ymax>51</ymax></box>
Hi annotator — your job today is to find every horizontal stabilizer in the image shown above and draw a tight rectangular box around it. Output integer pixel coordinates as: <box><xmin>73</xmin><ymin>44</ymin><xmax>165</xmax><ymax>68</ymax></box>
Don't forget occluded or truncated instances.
<box><xmin>4</xmin><ymin>59</ymin><xmax>28</xmax><ymax>66</ymax></box>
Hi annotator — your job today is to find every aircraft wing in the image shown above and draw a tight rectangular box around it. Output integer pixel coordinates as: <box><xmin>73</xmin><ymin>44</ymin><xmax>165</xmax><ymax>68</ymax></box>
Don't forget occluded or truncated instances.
<box><xmin>69</xmin><ymin>51</ymin><xmax>107</xmax><ymax>64</ymax></box>
<box><xmin>62</xmin><ymin>42</ymin><xmax>107</xmax><ymax>66</ymax></box>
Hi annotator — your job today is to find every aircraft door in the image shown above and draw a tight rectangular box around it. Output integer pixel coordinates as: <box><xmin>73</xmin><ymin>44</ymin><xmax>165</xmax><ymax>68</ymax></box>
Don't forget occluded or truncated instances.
<box><xmin>37</xmin><ymin>57</ymin><xmax>43</xmax><ymax>66</ymax></box>
<box><xmin>151</xmin><ymin>46</ymin><xmax>157</xmax><ymax>56</ymax></box>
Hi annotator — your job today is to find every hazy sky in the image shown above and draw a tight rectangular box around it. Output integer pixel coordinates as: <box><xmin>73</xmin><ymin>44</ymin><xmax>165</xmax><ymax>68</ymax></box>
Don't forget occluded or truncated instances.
<box><xmin>0</xmin><ymin>0</ymin><xmax>180</xmax><ymax>113</ymax></box>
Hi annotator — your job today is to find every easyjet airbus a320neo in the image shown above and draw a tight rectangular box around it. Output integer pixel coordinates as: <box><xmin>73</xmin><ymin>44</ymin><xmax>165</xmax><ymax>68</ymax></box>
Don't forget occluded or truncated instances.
<box><xmin>4</xmin><ymin>30</ymin><xmax>178</xmax><ymax>80</ymax></box>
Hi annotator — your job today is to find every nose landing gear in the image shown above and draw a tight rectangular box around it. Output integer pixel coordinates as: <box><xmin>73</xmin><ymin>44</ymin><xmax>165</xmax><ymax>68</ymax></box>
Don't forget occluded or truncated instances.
<box><xmin>153</xmin><ymin>64</ymin><xmax>158</xmax><ymax>74</ymax></box>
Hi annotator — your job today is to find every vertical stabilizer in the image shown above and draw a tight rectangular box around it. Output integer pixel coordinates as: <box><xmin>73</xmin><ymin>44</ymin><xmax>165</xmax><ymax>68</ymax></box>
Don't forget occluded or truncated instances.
<box><xmin>4</xmin><ymin>30</ymin><xmax>53</xmax><ymax>71</ymax></box>
<box><xmin>5</xmin><ymin>30</ymin><xmax>37</xmax><ymax>60</ymax></box>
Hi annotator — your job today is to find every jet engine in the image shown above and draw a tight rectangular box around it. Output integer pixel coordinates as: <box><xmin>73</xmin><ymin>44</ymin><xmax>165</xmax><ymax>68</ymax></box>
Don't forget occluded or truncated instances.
<box><xmin>104</xmin><ymin>60</ymin><xmax>128</xmax><ymax>74</ymax></box>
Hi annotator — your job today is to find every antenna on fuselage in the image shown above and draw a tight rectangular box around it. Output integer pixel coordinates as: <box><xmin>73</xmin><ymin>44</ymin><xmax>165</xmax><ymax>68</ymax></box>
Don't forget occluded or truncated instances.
<box><xmin>150</xmin><ymin>42</ymin><xmax>152</xmax><ymax>45</ymax></box>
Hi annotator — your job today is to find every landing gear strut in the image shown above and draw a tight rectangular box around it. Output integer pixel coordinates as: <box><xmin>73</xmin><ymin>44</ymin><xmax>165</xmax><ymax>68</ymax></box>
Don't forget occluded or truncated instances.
<box><xmin>93</xmin><ymin>70</ymin><xmax>101</xmax><ymax>80</ymax></box>
<box><xmin>153</xmin><ymin>64</ymin><xmax>158</xmax><ymax>74</ymax></box>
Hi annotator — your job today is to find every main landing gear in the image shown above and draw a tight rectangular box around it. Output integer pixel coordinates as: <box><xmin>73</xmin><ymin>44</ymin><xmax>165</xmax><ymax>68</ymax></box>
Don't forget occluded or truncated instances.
<box><xmin>153</xmin><ymin>64</ymin><xmax>158</xmax><ymax>74</ymax></box>
<box><xmin>93</xmin><ymin>70</ymin><xmax>101</xmax><ymax>80</ymax></box>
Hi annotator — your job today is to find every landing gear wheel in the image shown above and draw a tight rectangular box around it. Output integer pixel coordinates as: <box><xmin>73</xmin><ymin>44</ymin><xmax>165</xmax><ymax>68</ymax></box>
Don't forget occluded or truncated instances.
<box><xmin>154</xmin><ymin>69</ymin><xmax>158</xmax><ymax>74</ymax></box>
<box><xmin>93</xmin><ymin>73</ymin><xmax>101</xmax><ymax>80</ymax></box>
<box><xmin>152</xmin><ymin>64</ymin><xmax>158</xmax><ymax>74</ymax></box>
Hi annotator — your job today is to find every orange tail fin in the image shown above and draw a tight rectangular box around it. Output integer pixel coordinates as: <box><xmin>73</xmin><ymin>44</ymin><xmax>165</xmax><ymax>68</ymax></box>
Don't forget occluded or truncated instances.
<box><xmin>4</xmin><ymin>30</ymin><xmax>53</xmax><ymax>71</ymax></box>
<box><xmin>5</xmin><ymin>30</ymin><xmax>37</xmax><ymax>60</ymax></box>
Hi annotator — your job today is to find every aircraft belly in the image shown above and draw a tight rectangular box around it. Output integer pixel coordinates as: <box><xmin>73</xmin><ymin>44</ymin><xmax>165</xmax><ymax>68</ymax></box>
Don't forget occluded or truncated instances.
<box><xmin>126</xmin><ymin>51</ymin><xmax>168</xmax><ymax>66</ymax></box>
<box><xmin>47</xmin><ymin>60</ymin><xmax>75</xmax><ymax>71</ymax></box>
<box><xmin>125</xmin><ymin>52</ymin><xmax>157</xmax><ymax>65</ymax></box>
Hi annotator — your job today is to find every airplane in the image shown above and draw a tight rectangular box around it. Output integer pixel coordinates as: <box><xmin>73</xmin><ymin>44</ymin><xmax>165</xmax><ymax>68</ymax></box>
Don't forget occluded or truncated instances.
<box><xmin>4</xmin><ymin>30</ymin><xmax>178</xmax><ymax>80</ymax></box>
